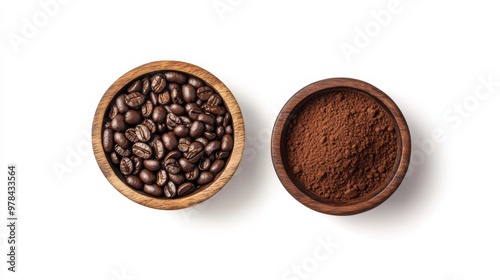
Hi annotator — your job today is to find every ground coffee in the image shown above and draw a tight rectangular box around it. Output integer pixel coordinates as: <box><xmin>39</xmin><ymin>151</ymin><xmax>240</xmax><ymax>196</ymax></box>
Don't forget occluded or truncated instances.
<box><xmin>285</xmin><ymin>91</ymin><xmax>398</xmax><ymax>201</ymax></box>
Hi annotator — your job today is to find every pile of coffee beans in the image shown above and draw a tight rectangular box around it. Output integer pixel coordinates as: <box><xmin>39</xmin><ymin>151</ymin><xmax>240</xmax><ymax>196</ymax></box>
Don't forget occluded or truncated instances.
<box><xmin>102</xmin><ymin>71</ymin><xmax>234</xmax><ymax>198</ymax></box>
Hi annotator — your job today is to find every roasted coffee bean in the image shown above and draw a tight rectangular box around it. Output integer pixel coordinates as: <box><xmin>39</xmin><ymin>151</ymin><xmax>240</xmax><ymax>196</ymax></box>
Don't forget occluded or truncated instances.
<box><xmin>216</xmin><ymin>115</ymin><xmax>224</xmax><ymax>126</ymax></box>
<box><xmin>209</xmin><ymin>159</ymin><xmax>225</xmax><ymax>174</ymax></box>
<box><xmin>168</xmin><ymin>173</ymin><xmax>185</xmax><ymax>185</ymax></box>
<box><xmin>114</xmin><ymin>132</ymin><xmax>129</xmax><ymax>149</ymax></box>
<box><xmin>195</xmin><ymin>137</ymin><xmax>209</xmax><ymax>146</ymax></box>
<box><xmin>195</xmin><ymin>99</ymin><xmax>204</xmax><ymax>106</ymax></box>
<box><xmin>110</xmin><ymin>152</ymin><xmax>120</xmax><ymax>164</ymax></box>
<box><xmin>182</xmin><ymin>84</ymin><xmax>196</xmax><ymax>103</ymax></box>
<box><xmin>171</xmin><ymin>86</ymin><xmax>183</xmax><ymax>104</ymax></box>
<box><xmin>126</xmin><ymin>175</ymin><xmax>143</xmax><ymax>190</ymax></box>
<box><xmin>169</xmin><ymin>104</ymin><xmax>185</xmax><ymax>116</ymax></box>
<box><xmin>150</xmin><ymin>74</ymin><xmax>166</xmax><ymax>93</ymax></box>
<box><xmin>168</xmin><ymin>83</ymin><xmax>180</xmax><ymax>91</ymax></box>
<box><xmin>156</xmin><ymin>169</ymin><xmax>168</xmax><ymax>187</ymax></box>
<box><xmin>142</xmin><ymin>118</ymin><xmax>157</xmax><ymax>134</ymax></box>
<box><xmin>141</xmin><ymin>100</ymin><xmax>154</xmax><ymax>118</ymax></box>
<box><xmin>109</xmin><ymin>105</ymin><xmax>119</xmax><ymax>119</ymax></box>
<box><xmin>179</xmin><ymin>116</ymin><xmax>191</xmax><ymax>127</ymax></box>
<box><xmin>186</xmin><ymin>141</ymin><xmax>204</xmax><ymax>160</ymax></box>
<box><xmin>165</xmin><ymin>150</ymin><xmax>182</xmax><ymax>160</ymax></box>
<box><xmin>128</xmin><ymin>80</ymin><xmax>142</xmax><ymax>93</ymax></box>
<box><xmin>157</xmin><ymin>123</ymin><xmax>167</xmax><ymax>133</ymax></box>
<box><xmin>111</xmin><ymin>114</ymin><xmax>127</xmax><ymax>132</ymax></box>
<box><xmin>125</xmin><ymin>92</ymin><xmax>145</xmax><ymax>108</ymax></box>
<box><xmin>179</xmin><ymin>157</ymin><xmax>196</xmax><ymax>172</ymax></box>
<box><xmin>178</xmin><ymin>138</ymin><xmax>191</xmax><ymax>153</ymax></box>
<box><xmin>165</xmin><ymin>71</ymin><xmax>187</xmax><ymax>84</ymax></box>
<box><xmin>174</xmin><ymin>125</ymin><xmax>189</xmax><ymax>138</ymax></box>
<box><xmin>115</xmin><ymin>94</ymin><xmax>129</xmax><ymax>113</ymax></box>
<box><xmin>185</xmin><ymin>102</ymin><xmax>199</xmax><ymax>114</ymax></box>
<box><xmin>143</xmin><ymin>159</ymin><xmax>161</xmax><ymax>171</ymax></box>
<box><xmin>188</xmin><ymin>107</ymin><xmax>203</xmax><ymax>120</ymax></box>
<box><xmin>177</xmin><ymin>182</ymin><xmax>195</xmax><ymax>196</ymax></box>
<box><xmin>144</xmin><ymin>184</ymin><xmax>163</xmax><ymax>197</ymax></box>
<box><xmin>142</xmin><ymin>78</ymin><xmax>151</xmax><ymax>95</ymax></box>
<box><xmin>135</xmin><ymin>124</ymin><xmax>151</xmax><ymax>142</ymax></box>
<box><xmin>197</xmin><ymin>86</ymin><xmax>214</xmax><ymax>101</ymax></box>
<box><xmin>205</xmin><ymin>124</ymin><xmax>214</xmax><ymax>132</ymax></box>
<box><xmin>115</xmin><ymin>144</ymin><xmax>131</xmax><ymax>157</ymax></box>
<box><xmin>188</xmin><ymin>76</ymin><xmax>204</xmax><ymax>88</ymax></box>
<box><xmin>197</xmin><ymin>113</ymin><xmax>215</xmax><ymax>125</ymax></box>
<box><xmin>204</xmin><ymin>132</ymin><xmax>217</xmax><ymax>140</ymax></box>
<box><xmin>125</xmin><ymin>110</ymin><xmax>143</xmax><ymax>125</ymax></box>
<box><xmin>216</xmin><ymin>150</ymin><xmax>230</xmax><ymax>159</ymax></box>
<box><xmin>185</xmin><ymin>167</ymin><xmax>200</xmax><ymax>181</ymax></box>
<box><xmin>164</xmin><ymin>158</ymin><xmax>181</xmax><ymax>174</ymax></box>
<box><xmin>197</xmin><ymin>171</ymin><xmax>214</xmax><ymax>185</ymax></box>
<box><xmin>221</xmin><ymin>134</ymin><xmax>234</xmax><ymax>152</ymax></box>
<box><xmin>150</xmin><ymin>92</ymin><xmax>158</xmax><ymax>105</ymax></box>
<box><xmin>199</xmin><ymin>157</ymin><xmax>211</xmax><ymax>171</ymax></box>
<box><xmin>152</xmin><ymin>106</ymin><xmax>167</xmax><ymax>123</ymax></box>
<box><xmin>125</xmin><ymin>128</ymin><xmax>139</xmax><ymax>143</ymax></box>
<box><xmin>166</xmin><ymin>113</ymin><xmax>182</xmax><ymax>128</ymax></box>
<box><xmin>164</xmin><ymin>181</ymin><xmax>177</xmax><ymax>198</ymax></box>
<box><xmin>120</xmin><ymin>157</ymin><xmax>134</xmax><ymax>175</ymax></box>
<box><xmin>207</xmin><ymin>94</ymin><xmax>222</xmax><ymax>106</ymax></box>
<box><xmin>203</xmin><ymin>105</ymin><xmax>226</xmax><ymax>116</ymax></box>
<box><xmin>225</xmin><ymin>125</ymin><xmax>233</xmax><ymax>135</ymax></box>
<box><xmin>139</xmin><ymin>169</ymin><xmax>156</xmax><ymax>184</ymax></box>
<box><xmin>103</xmin><ymin>128</ymin><xmax>114</xmax><ymax>153</ymax></box>
<box><xmin>132</xmin><ymin>156</ymin><xmax>142</xmax><ymax>175</ymax></box>
<box><xmin>151</xmin><ymin>139</ymin><xmax>165</xmax><ymax>159</ymax></box>
<box><xmin>189</xmin><ymin>120</ymin><xmax>205</xmax><ymax>138</ymax></box>
<box><xmin>132</xmin><ymin>142</ymin><xmax>152</xmax><ymax>159</ymax></box>
<box><xmin>216</xmin><ymin>126</ymin><xmax>225</xmax><ymax>139</ymax></box>
<box><xmin>223</xmin><ymin>112</ymin><xmax>231</xmax><ymax>127</ymax></box>
<box><xmin>204</xmin><ymin>140</ymin><xmax>221</xmax><ymax>156</ymax></box>
<box><xmin>162</xmin><ymin>132</ymin><xmax>178</xmax><ymax>151</ymax></box>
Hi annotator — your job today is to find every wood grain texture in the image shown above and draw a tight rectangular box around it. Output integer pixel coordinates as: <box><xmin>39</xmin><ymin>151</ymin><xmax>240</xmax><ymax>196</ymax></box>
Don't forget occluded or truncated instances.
<box><xmin>271</xmin><ymin>78</ymin><xmax>411</xmax><ymax>215</ymax></box>
<box><xmin>92</xmin><ymin>61</ymin><xmax>245</xmax><ymax>210</ymax></box>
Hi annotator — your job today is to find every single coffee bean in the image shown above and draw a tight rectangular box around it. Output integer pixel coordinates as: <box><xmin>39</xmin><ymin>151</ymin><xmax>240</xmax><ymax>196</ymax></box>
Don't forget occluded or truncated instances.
<box><xmin>223</xmin><ymin>112</ymin><xmax>231</xmax><ymax>127</ymax></box>
<box><xmin>206</xmin><ymin>105</ymin><xmax>226</xmax><ymax>116</ymax></box>
<box><xmin>151</xmin><ymin>139</ymin><xmax>165</xmax><ymax>160</ymax></box>
<box><xmin>150</xmin><ymin>91</ymin><xmax>158</xmax><ymax>106</ymax></box>
<box><xmin>158</xmin><ymin>90</ymin><xmax>171</xmax><ymax>105</ymax></box>
<box><xmin>103</xmin><ymin>128</ymin><xmax>114</xmax><ymax>153</ymax></box>
<box><xmin>109</xmin><ymin>105</ymin><xmax>119</xmax><ymax>119</ymax></box>
<box><xmin>166</xmin><ymin>113</ymin><xmax>182</xmax><ymax>129</ymax></box>
<box><xmin>143</xmin><ymin>159</ymin><xmax>161</xmax><ymax>171</ymax></box>
<box><xmin>199</xmin><ymin>157</ymin><xmax>212</xmax><ymax>171</ymax></box>
<box><xmin>186</xmin><ymin>141</ymin><xmax>204</xmax><ymax>160</ymax></box>
<box><xmin>120</xmin><ymin>157</ymin><xmax>134</xmax><ymax>175</ymax></box>
<box><xmin>179</xmin><ymin>157</ymin><xmax>196</xmax><ymax>172</ymax></box>
<box><xmin>225</xmin><ymin>125</ymin><xmax>233</xmax><ymax>135</ymax></box>
<box><xmin>188</xmin><ymin>107</ymin><xmax>203</xmax><ymax>120</ymax></box>
<box><xmin>197</xmin><ymin>171</ymin><xmax>215</xmax><ymax>185</ymax></box>
<box><xmin>216</xmin><ymin>115</ymin><xmax>224</xmax><ymax>126</ymax></box>
<box><xmin>216</xmin><ymin>150</ymin><xmax>230</xmax><ymax>159</ymax></box>
<box><xmin>128</xmin><ymin>80</ymin><xmax>142</xmax><ymax>93</ymax></box>
<box><xmin>171</xmin><ymin>86</ymin><xmax>183</xmax><ymax>104</ymax></box>
<box><xmin>196</xmin><ymin>86</ymin><xmax>214</xmax><ymax>101</ymax></box>
<box><xmin>207</xmin><ymin>94</ymin><xmax>222</xmax><ymax>106</ymax></box>
<box><xmin>125</xmin><ymin>128</ymin><xmax>139</xmax><ymax>143</ymax></box>
<box><xmin>177</xmin><ymin>182</ymin><xmax>195</xmax><ymax>196</ymax></box>
<box><xmin>165</xmin><ymin>150</ymin><xmax>182</xmax><ymax>160</ymax></box>
<box><xmin>164</xmin><ymin>158</ymin><xmax>181</xmax><ymax>175</ymax></box>
<box><xmin>164</xmin><ymin>181</ymin><xmax>177</xmax><ymax>198</ymax></box>
<box><xmin>132</xmin><ymin>142</ymin><xmax>152</xmax><ymax>159</ymax></box>
<box><xmin>111</xmin><ymin>114</ymin><xmax>127</xmax><ymax>132</ymax></box>
<box><xmin>168</xmin><ymin>173</ymin><xmax>185</xmax><ymax>185</ymax></box>
<box><xmin>179</xmin><ymin>116</ymin><xmax>191</xmax><ymax>126</ymax></box>
<box><xmin>115</xmin><ymin>94</ymin><xmax>129</xmax><ymax>113</ymax></box>
<box><xmin>144</xmin><ymin>184</ymin><xmax>163</xmax><ymax>197</ymax></box>
<box><xmin>142</xmin><ymin>118</ymin><xmax>157</xmax><ymax>134</ymax></box>
<box><xmin>185</xmin><ymin>167</ymin><xmax>200</xmax><ymax>181</ymax></box>
<box><xmin>195</xmin><ymin>137</ymin><xmax>210</xmax><ymax>147</ymax></box>
<box><xmin>115</xmin><ymin>144</ymin><xmax>131</xmax><ymax>157</ymax></box>
<box><xmin>135</xmin><ymin>124</ymin><xmax>151</xmax><ymax>142</ymax></box>
<box><xmin>221</xmin><ymin>134</ymin><xmax>234</xmax><ymax>152</ymax></box>
<box><xmin>142</xmin><ymin>78</ymin><xmax>151</xmax><ymax>95</ymax></box>
<box><xmin>110</xmin><ymin>152</ymin><xmax>119</xmax><ymax>164</ymax></box>
<box><xmin>168</xmin><ymin>83</ymin><xmax>180</xmax><ymax>91</ymax></box>
<box><xmin>114</xmin><ymin>132</ymin><xmax>129</xmax><ymax>149</ymax></box>
<box><xmin>131</xmin><ymin>156</ymin><xmax>142</xmax><ymax>175</ymax></box>
<box><xmin>197</xmin><ymin>113</ymin><xmax>215</xmax><ymax>125</ymax></box>
<box><xmin>139</xmin><ymin>169</ymin><xmax>156</xmax><ymax>184</ymax></box>
<box><xmin>141</xmin><ymin>100</ymin><xmax>154</xmax><ymax>118</ymax></box>
<box><xmin>162</xmin><ymin>132</ymin><xmax>178</xmax><ymax>151</ymax></box>
<box><xmin>165</xmin><ymin>71</ymin><xmax>187</xmax><ymax>84</ymax></box>
<box><xmin>216</xmin><ymin>126</ymin><xmax>225</xmax><ymax>139</ymax></box>
<box><xmin>204</xmin><ymin>132</ymin><xmax>217</xmax><ymax>140</ymax></box>
<box><xmin>169</xmin><ymin>104</ymin><xmax>185</xmax><ymax>116</ymax></box>
<box><xmin>188</xmin><ymin>76</ymin><xmax>204</xmax><ymax>88</ymax></box>
<box><xmin>125</xmin><ymin>110</ymin><xmax>143</xmax><ymax>125</ymax></box>
<box><xmin>210</xmin><ymin>159</ymin><xmax>225</xmax><ymax>174</ymax></box>
<box><xmin>152</xmin><ymin>106</ymin><xmax>167</xmax><ymax>123</ymax></box>
<box><xmin>126</xmin><ymin>175</ymin><xmax>143</xmax><ymax>190</ymax></box>
<box><xmin>151</xmin><ymin>74</ymin><xmax>167</xmax><ymax>93</ymax></box>
<box><xmin>125</xmin><ymin>92</ymin><xmax>146</xmax><ymax>108</ymax></box>
<box><xmin>156</xmin><ymin>169</ymin><xmax>168</xmax><ymax>187</ymax></box>
<box><xmin>204</xmin><ymin>140</ymin><xmax>221</xmax><ymax>156</ymax></box>
<box><xmin>182</xmin><ymin>84</ymin><xmax>196</xmax><ymax>103</ymax></box>
<box><xmin>189</xmin><ymin>120</ymin><xmax>204</xmax><ymax>138</ymax></box>
<box><xmin>174</xmin><ymin>125</ymin><xmax>189</xmax><ymax>138</ymax></box>
<box><xmin>178</xmin><ymin>138</ymin><xmax>191</xmax><ymax>153</ymax></box>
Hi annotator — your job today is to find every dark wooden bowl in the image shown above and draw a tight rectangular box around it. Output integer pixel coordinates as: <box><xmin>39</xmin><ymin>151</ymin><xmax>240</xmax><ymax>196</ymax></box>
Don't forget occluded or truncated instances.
<box><xmin>92</xmin><ymin>61</ymin><xmax>245</xmax><ymax>210</ymax></box>
<box><xmin>271</xmin><ymin>78</ymin><xmax>410</xmax><ymax>215</ymax></box>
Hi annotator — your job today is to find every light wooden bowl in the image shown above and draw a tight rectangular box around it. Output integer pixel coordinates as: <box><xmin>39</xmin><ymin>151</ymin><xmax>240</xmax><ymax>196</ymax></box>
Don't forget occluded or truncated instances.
<box><xmin>271</xmin><ymin>78</ymin><xmax>411</xmax><ymax>215</ymax></box>
<box><xmin>92</xmin><ymin>61</ymin><xmax>244</xmax><ymax>210</ymax></box>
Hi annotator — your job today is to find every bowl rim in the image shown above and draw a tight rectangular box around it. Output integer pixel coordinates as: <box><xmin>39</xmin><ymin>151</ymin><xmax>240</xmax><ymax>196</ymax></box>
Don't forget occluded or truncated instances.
<box><xmin>92</xmin><ymin>60</ymin><xmax>245</xmax><ymax>210</ymax></box>
<box><xmin>271</xmin><ymin>77</ymin><xmax>411</xmax><ymax>215</ymax></box>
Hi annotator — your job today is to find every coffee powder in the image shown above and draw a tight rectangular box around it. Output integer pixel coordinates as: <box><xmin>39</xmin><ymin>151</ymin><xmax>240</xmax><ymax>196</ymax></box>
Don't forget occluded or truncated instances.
<box><xmin>285</xmin><ymin>91</ymin><xmax>398</xmax><ymax>201</ymax></box>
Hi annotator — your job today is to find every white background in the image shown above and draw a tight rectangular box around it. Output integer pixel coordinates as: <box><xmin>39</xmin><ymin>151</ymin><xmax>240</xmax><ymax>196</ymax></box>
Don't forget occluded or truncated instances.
<box><xmin>1</xmin><ymin>0</ymin><xmax>500</xmax><ymax>279</ymax></box>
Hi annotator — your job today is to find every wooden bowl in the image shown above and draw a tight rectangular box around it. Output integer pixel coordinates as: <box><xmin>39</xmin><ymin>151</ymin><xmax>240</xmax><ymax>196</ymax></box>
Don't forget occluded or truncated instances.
<box><xmin>271</xmin><ymin>78</ymin><xmax>410</xmax><ymax>215</ymax></box>
<box><xmin>92</xmin><ymin>61</ymin><xmax>245</xmax><ymax>210</ymax></box>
